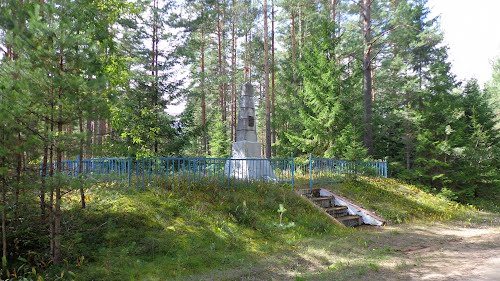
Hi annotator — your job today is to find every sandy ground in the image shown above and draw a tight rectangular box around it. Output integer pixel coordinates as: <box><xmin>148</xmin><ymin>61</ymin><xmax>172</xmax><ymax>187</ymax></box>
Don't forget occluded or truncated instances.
<box><xmin>388</xmin><ymin>223</ymin><xmax>500</xmax><ymax>281</ymax></box>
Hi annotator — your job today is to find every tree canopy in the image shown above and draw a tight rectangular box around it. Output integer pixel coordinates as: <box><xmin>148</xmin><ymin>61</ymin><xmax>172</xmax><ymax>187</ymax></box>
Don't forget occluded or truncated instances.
<box><xmin>0</xmin><ymin>0</ymin><xmax>499</xmax><ymax>273</ymax></box>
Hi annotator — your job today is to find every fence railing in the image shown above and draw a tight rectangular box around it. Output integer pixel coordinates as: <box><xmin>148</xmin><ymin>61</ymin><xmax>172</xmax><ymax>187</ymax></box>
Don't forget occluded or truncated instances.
<box><xmin>306</xmin><ymin>155</ymin><xmax>388</xmax><ymax>189</ymax></box>
<box><xmin>45</xmin><ymin>155</ymin><xmax>387</xmax><ymax>190</ymax></box>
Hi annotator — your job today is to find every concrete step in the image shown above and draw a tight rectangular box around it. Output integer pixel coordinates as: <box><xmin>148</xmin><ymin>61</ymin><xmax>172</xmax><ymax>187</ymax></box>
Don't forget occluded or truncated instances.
<box><xmin>310</xmin><ymin>196</ymin><xmax>334</xmax><ymax>208</ymax></box>
<box><xmin>324</xmin><ymin>206</ymin><xmax>348</xmax><ymax>218</ymax></box>
<box><xmin>296</xmin><ymin>189</ymin><xmax>311</xmax><ymax>197</ymax></box>
<box><xmin>297</xmin><ymin>189</ymin><xmax>321</xmax><ymax>198</ymax></box>
<box><xmin>296</xmin><ymin>187</ymin><xmax>385</xmax><ymax>228</ymax></box>
<box><xmin>337</xmin><ymin>215</ymin><xmax>363</xmax><ymax>227</ymax></box>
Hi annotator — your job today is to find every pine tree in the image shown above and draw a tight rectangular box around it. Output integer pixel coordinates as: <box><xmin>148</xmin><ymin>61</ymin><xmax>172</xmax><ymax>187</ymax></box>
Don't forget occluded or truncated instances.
<box><xmin>110</xmin><ymin>0</ymin><xmax>181</xmax><ymax>158</ymax></box>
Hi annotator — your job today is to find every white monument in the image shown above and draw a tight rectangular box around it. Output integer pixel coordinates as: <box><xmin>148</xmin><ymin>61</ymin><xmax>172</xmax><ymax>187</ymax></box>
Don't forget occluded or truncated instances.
<box><xmin>224</xmin><ymin>83</ymin><xmax>276</xmax><ymax>180</ymax></box>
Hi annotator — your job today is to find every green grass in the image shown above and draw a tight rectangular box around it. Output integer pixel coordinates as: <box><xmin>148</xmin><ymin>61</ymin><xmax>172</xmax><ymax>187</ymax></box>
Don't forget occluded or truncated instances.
<box><xmin>29</xmin><ymin>176</ymin><xmax>496</xmax><ymax>280</ymax></box>
<box><xmin>309</xmin><ymin>176</ymin><xmax>487</xmax><ymax>224</ymax></box>
<box><xmin>58</xmin><ymin>182</ymin><xmax>344</xmax><ymax>280</ymax></box>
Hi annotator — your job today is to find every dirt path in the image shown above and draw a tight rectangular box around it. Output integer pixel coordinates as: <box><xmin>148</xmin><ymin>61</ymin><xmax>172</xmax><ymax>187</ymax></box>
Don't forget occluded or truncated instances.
<box><xmin>388</xmin><ymin>223</ymin><xmax>500</xmax><ymax>281</ymax></box>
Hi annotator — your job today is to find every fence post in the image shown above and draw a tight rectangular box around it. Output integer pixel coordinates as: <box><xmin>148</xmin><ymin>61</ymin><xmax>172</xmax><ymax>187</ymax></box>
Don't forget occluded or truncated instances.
<box><xmin>76</xmin><ymin>155</ymin><xmax>80</xmax><ymax>177</ymax></box>
<box><xmin>384</xmin><ymin>156</ymin><xmax>388</xmax><ymax>178</ymax></box>
<box><xmin>187</xmin><ymin>159</ymin><xmax>191</xmax><ymax>189</ymax></box>
<box><xmin>127</xmin><ymin>157</ymin><xmax>131</xmax><ymax>191</ymax></box>
<box><xmin>142</xmin><ymin>158</ymin><xmax>145</xmax><ymax>190</ymax></box>
<box><xmin>227</xmin><ymin>158</ymin><xmax>231</xmax><ymax>189</ymax></box>
<box><xmin>309</xmin><ymin>153</ymin><xmax>313</xmax><ymax>190</ymax></box>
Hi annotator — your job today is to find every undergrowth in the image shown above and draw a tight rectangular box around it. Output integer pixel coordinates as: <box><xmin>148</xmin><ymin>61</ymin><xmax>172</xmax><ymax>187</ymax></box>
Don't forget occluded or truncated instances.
<box><xmin>56</xmin><ymin>181</ymin><xmax>343</xmax><ymax>280</ymax></box>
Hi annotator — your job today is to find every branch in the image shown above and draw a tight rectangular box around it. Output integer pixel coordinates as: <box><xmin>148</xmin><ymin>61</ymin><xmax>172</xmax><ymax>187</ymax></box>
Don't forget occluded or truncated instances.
<box><xmin>0</xmin><ymin>45</ymin><xmax>7</xmax><ymax>56</ymax></box>
<box><xmin>370</xmin><ymin>25</ymin><xmax>399</xmax><ymax>46</ymax></box>
<box><xmin>8</xmin><ymin>111</ymin><xmax>49</xmax><ymax>142</ymax></box>
<box><xmin>350</xmin><ymin>0</ymin><xmax>363</xmax><ymax>9</ymax></box>
<box><xmin>370</xmin><ymin>48</ymin><xmax>385</xmax><ymax>65</ymax></box>
<box><xmin>367</xmin><ymin>25</ymin><xmax>399</xmax><ymax>55</ymax></box>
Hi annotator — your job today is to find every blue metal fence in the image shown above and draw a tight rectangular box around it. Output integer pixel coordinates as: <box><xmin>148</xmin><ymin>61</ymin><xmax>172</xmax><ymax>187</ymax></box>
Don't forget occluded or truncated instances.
<box><xmin>307</xmin><ymin>155</ymin><xmax>388</xmax><ymax>189</ymax></box>
<box><xmin>46</xmin><ymin>155</ymin><xmax>387</xmax><ymax>190</ymax></box>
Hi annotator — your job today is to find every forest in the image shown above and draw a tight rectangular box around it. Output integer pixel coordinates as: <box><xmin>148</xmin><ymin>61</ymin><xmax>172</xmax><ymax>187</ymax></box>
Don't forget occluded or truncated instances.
<box><xmin>0</xmin><ymin>0</ymin><xmax>499</xmax><ymax>278</ymax></box>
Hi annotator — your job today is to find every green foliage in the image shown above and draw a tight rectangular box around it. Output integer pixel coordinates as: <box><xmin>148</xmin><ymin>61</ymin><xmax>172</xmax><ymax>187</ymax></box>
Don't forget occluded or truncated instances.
<box><xmin>409</xmin><ymin>80</ymin><xmax>500</xmax><ymax>201</ymax></box>
<box><xmin>209</xmin><ymin>117</ymin><xmax>230</xmax><ymax>157</ymax></box>
<box><xmin>276</xmin><ymin>19</ymin><xmax>363</xmax><ymax>159</ymax></box>
<box><xmin>326</xmin><ymin>124</ymin><xmax>367</xmax><ymax>161</ymax></box>
<box><xmin>1</xmin><ymin>0</ymin><xmax>499</xmax><ymax>278</ymax></box>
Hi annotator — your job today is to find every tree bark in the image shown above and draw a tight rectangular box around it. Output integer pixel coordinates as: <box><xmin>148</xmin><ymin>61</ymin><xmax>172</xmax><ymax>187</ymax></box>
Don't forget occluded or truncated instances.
<box><xmin>231</xmin><ymin>0</ymin><xmax>237</xmax><ymax>142</ymax></box>
<box><xmin>86</xmin><ymin>118</ymin><xmax>92</xmax><ymax>158</ymax></box>
<box><xmin>291</xmin><ymin>8</ymin><xmax>297</xmax><ymax>96</ymax></box>
<box><xmin>14</xmin><ymin>133</ymin><xmax>21</xmax><ymax>220</ymax></box>
<box><xmin>1</xmin><ymin>173</ymin><xmax>7</xmax><ymax>262</ymax></box>
<box><xmin>271</xmin><ymin>0</ymin><xmax>276</xmax><ymax>147</ymax></box>
<box><xmin>152</xmin><ymin>0</ymin><xmax>159</xmax><ymax>153</ymax></box>
<box><xmin>79</xmin><ymin>115</ymin><xmax>85</xmax><ymax>208</ymax></box>
<box><xmin>264</xmin><ymin>0</ymin><xmax>271</xmax><ymax>158</ymax></box>
<box><xmin>49</xmin><ymin>90</ymin><xmax>55</xmax><ymax>259</ymax></box>
<box><xmin>244</xmin><ymin>30</ymin><xmax>251</xmax><ymax>82</ymax></box>
<box><xmin>217</xmin><ymin>2</ymin><xmax>226</xmax><ymax>121</ymax></box>
<box><xmin>362</xmin><ymin>0</ymin><xmax>374</xmax><ymax>155</ymax></box>
<box><xmin>40</xmin><ymin>144</ymin><xmax>48</xmax><ymax>215</ymax></box>
<box><xmin>201</xmin><ymin>19</ymin><xmax>207</xmax><ymax>155</ymax></box>
<box><xmin>52</xmin><ymin>53</ymin><xmax>64</xmax><ymax>265</ymax></box>
<box><xmin>97</xmin><ymin>119</ymin><xmax>106</xmax><ymax>146</ymax></box>
<box><xmin>331</xmin><ymin>0</ymin><xmax>337</xmax><ymax>23</ymax></box>
<box><xmin>299</xmin><ymin>3</ymin><xmax>305</xmax><ymax>50</ymax></box>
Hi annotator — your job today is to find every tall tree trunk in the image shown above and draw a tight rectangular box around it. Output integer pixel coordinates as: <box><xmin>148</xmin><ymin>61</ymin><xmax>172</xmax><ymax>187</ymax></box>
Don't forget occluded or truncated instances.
<box><xmin>299</xmin><ymin>4</ymin><xmax>305</xmax><ymax>56</ymax></box>
<box><xmin>362</xmin><ymin>0</ymin><xmax>374</xmax><ymax>155</ymax></box>
<box><xmin>244</xmin><ymin>30</ymin><xmax>249</xmax><ymax>82</ymax></box>
<box><xmin>1</xmin><ymin>180</ymin><xmax>6</xmax><ymax>266</ymax></box>
<box><xmin>331</xmin><ymin>0</ymin><xmax>337</xmax><ymax>23</ymax></box>
<box><xmin>248</xmin><ymin>31</ymin><xmax>252</xmax><ymax>83</ymax></box>
<box><xmin>14</xmin><ymin>133</ymin><xmax>21</xmax><ymax>220</ymax></box>
<box><xmin>53</xmin><ymin>120</ymin><xmax>62</xmax><ymax>264</ymax></box>
<box><xmin>264</xmin><ymin>0</ymin><xmax>271</xmax><ymax>158</ymax></box>
<box><xmin>231</xmin><ymin>0</ymin><xmax>237</xmax><ymax>142</ymax></box>
<box><xmin>1</xmin><ymin>187</ymin><xmax>5</xmax><ymax>262</ymax></box>
<box><xmin>40</xmin><ymin>144</ymin><xmax>48</xmax><ymax>215</ymax></box>
<box><xmin>271</xmin><ymin>0</ymin><xmax>276</xmax><ymax>147</ymax></box>
<box><xmin>222</xmin><ymin>19</ymin><xmax>228</xmax><ymax>123</ymax></box>
<box><xmin>291</xmin><ymin>8</ymin><xmax>297</xmax><ymax>96</ymax></box>
<box><xmin>152</xmin><ymin>0</ymin><xmax>159</xmax><ymax>153</ymax></box>
<box><xmin>98</xmin><ymin>120</ymin><xmax>106</xmax><ymax>146</ymax></box>
<box><xmin>86</xmin><ymin>118</ymin><xmax>92</xmax><ymax>158</ymax></box>
<box><xmin>217</xmin><ymin>2</ymin><xmax>226</xmax><ymax>121</ymax></box>
<box><xmin>406</xmin><ymin>137</ymin><xmax>412</xmax><ymax>169</ymax></box>
<box><xmin>78</xmin><ymin>115</ymin><xmax>85</xmax><ymax>208</ymax></box>
<box><xmin>201</xmin><ymin>22</ymin><xmax>207</xmax><ymax>154</ymax></box>
<box><xmin>49</xmin><ymin>92</ymin><xmax>55</xmax><ymax>259</ymax></box>
<box><xmin>52</xmin><ymin>54</ymin><xmax>64</xmax><ymax>265</ymax></box>
<box><xmin>1</xmin><ymin>157</ymin><xmax>7</xmax><ymax>264</ymax></box>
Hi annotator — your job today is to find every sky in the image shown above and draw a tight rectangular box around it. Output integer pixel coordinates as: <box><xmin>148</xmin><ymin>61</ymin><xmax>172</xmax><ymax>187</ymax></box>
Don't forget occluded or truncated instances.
<box><xmin>427</xmin><ymin>0</ymin><xmax>500</xmax><ymax>86</ymax></box>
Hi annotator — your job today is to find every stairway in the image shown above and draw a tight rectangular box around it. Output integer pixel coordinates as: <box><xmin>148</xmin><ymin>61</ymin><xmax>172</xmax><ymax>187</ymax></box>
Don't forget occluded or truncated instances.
<box><xmin>297</xmin><ymin>188</ymin><xmax>381</xmax><ymax>227</ymax></box>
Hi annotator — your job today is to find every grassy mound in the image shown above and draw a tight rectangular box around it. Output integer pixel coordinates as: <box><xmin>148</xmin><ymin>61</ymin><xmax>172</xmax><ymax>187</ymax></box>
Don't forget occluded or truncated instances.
<box><xmin>324</xmin><ymin>177</ymin><xmax>482</xmax><ymax>223</ymax></box>
<box><xmin>23</xmin><ymin>177</ymin><xmax>494</xmax><ymax>280</ymax></box>
<box><xmin>60</xmin><ymin>182</ymin><xmax>344</xmax><ymax>280</ymax></box>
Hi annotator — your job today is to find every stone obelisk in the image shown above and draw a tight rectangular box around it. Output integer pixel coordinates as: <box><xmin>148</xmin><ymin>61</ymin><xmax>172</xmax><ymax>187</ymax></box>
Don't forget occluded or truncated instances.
<box><xmin>224</xmin><ymin>83</ymin><xmax>276</xmax><ymax>180</ymax></box>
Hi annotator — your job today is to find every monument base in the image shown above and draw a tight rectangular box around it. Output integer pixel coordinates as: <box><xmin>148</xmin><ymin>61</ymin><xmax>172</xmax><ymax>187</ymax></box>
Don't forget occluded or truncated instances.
<box><xmin>224</xmin><ymin>141</ymin><xmax>276</xmax><ymax>180</ymax></box>
<box><xmin>231</xmin><ymin>141</ymin><xmax>261</xmax><ymax>158</ymax></box>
